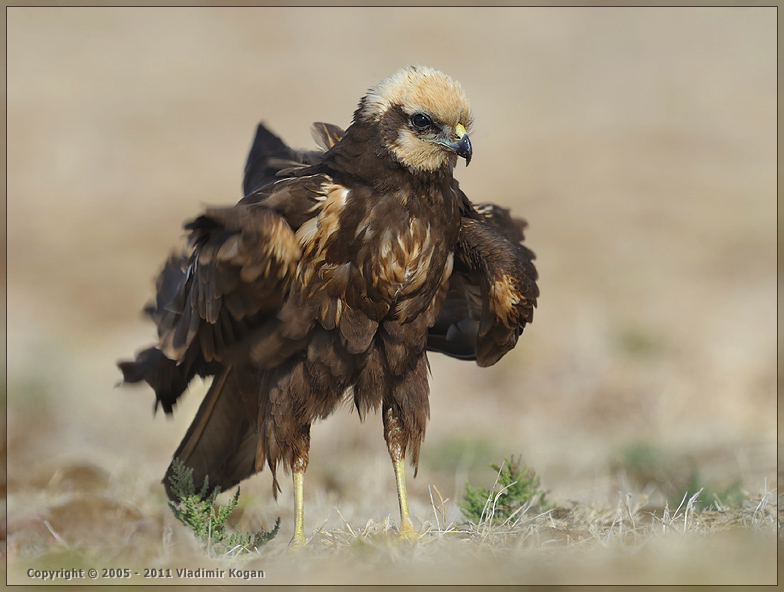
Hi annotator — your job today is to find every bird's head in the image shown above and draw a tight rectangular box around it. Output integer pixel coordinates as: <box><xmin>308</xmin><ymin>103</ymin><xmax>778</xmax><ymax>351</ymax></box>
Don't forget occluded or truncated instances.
<box><xmin>356</xmin><ymin>65</ymin><xmax>473</xmax><ymax>174</ymax></box>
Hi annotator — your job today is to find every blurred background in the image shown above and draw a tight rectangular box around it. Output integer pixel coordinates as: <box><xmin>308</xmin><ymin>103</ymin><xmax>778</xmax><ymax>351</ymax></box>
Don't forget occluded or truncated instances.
<box><xmin>6</xmin><ymin>6</ymin><xmax>776</xmax><ymax>584</ymax></box>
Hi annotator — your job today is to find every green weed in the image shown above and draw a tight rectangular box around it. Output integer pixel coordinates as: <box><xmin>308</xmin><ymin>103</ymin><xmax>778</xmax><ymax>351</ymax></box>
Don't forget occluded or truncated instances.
<box><xmin>167</xmin><ymin>458</ymin><xmax>279</xmax><ymax>556</ymax></box>
<box><xmin>459</xmin><ymin>456</ymin><xmax>552</xmax><ymax>524</ymax></box>
<box><xmin>670</xmin><ymin>470</ymin><xmax>746</xmax><ymax>512</ymax></box>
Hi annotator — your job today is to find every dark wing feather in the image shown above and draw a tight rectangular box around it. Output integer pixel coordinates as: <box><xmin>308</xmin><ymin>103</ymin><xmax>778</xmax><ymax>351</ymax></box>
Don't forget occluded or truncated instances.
<box><xmin>243</xmin><ymin>124</ymin><xmax>320</xmax><ymax>195</ymax></box>
<box><xmin>427</xmin><ymin>203</ymin><xmax>538</xmax><ymax>366</ymax></box>
<box><xmin>163</xmin><ymin>205</ymin><xmax>301</xmax><ymax>359</ymax></box>
<box><xmin>472</xmin><ymin>202</ymin><xmax>529</xmax><ymax>243</ymax></box>
<box><xmin>120</xmin><ymin>121</ymin><xmax>340</xmax><ymax>413</ymax></box>
<box><xmin>242</xmin><ymin>174</ymin><xmax>331</xmax><ymax>231</ymax></box>
<box><xmin>243</xmin><ymin>122</ymin><xmax>344</xmax><ymax>196</ymax></box>
<box><xmin>310</xmin><ymin>121</ymin><xmax>346</xmax><ymax>152</ymax></box>
<box><xmin>118</xmin><ymin>201</ymin><xmax>307</xmax><ymax>413</ymax></box>
<box><xmin>118</xmin><ymin>254</ymin><xmax>222</xmax><ymax>413</ymax></box>
<box><xmin>426</xmin><ymin>271</ymin><xmax>481</xmax><ymax>360</ymax></box>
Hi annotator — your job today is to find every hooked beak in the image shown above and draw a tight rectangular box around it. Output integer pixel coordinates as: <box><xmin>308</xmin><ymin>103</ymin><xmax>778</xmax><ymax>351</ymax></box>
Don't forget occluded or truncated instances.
<box><xmin>450</xmin><ymin>123</ymin><xmax>472</xmax><ymax>166</ymax></box>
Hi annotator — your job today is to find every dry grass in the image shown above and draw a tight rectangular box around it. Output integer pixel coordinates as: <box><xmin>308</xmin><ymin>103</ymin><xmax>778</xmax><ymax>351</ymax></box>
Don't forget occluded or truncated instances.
<box><xmin>5</xmin><ymin>6</ymin><xmax>777</xmax><ymax>587</ymax></box>
<box><xmin>5</xmin><ymin>457</ymin><xmax>777</xmax><ymax>586</ymax></box>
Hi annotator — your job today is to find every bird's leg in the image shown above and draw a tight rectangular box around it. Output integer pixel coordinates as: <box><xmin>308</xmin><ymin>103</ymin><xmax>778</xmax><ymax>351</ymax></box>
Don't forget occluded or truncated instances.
<box><xmin>392</xmin><ymin>456</ymin><xmax>415</xmax><ymax>539</ymax></box>
<box><xmin>383</xmin><ymin>405</ymin><xmax>416</xmax><ymax>540</ymax></box>
<box><xmin>290</xmin><ymin>455</ymin><xmax>308</xmax><ymax>548</ymax></box>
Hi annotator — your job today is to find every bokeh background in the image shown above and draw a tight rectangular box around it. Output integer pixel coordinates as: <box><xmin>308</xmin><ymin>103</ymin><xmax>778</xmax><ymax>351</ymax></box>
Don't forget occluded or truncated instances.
<box><xmin>6</xmin><ymin>6</ymin><xmax>777</xmax><ymax>585</ymax></box>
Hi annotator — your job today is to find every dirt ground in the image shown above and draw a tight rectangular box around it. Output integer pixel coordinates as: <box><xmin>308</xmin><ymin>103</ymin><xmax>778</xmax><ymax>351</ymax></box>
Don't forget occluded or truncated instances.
<box><xmin>5</xmin><ymin>6</ymin><xmax>778</xmax><ymax>587</ymax></box>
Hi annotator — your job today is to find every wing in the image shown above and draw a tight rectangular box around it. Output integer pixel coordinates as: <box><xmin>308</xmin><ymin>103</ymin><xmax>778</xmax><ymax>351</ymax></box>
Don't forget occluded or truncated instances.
<box><xmin>164</xmin><ymin>204</ymin><xmax>303</xmax><ymax>360</ymax></box>
<box><xmin>243</xmin><ymin>122</ymin><xmax>345</xmax><ymax>196</ymax></box>
<box><xmin>118</xmin><ymin>199</ymin><xmax>309</xmax><ymax>413</ymax></box>
<box><xmin>117</xmin><ymin>255</ymin><xmax>222</xmax><ymax>412</ymax></box>
<box><xmin>120</xmin><ymin>123</ymin><xmax>343</xmax><ymax>412</ymax></box>
<box><xmin>427</xmin><ymin>202</ymin><xmax>538</xmax><ymax>366</ymax></box>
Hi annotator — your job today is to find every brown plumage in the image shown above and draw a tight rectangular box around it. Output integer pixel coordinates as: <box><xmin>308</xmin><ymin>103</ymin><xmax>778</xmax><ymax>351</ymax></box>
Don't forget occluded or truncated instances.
<box><xmin>118</xmin><ymin>66</ymin><xmax>538</xmax><ymax>544</ymax></box>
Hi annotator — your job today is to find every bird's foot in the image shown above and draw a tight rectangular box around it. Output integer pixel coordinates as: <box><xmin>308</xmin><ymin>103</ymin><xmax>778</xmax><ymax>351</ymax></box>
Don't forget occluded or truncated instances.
<box><xmin>396</xmin><ymin>516</ymin><xmax>418</xmax><ymax>542</ymax></box>
<box><xmin>288</xmin><ymin>532</ymin><xmax>307</xmax><ymax>550</ymax></box>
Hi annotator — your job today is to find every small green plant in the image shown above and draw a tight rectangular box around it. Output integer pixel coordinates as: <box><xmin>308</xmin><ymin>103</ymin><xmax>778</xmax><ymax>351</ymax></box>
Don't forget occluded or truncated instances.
<box><xmin>615</xmin><ymin>441</ymin><xmax>680</xmax><ymax>490</ymax></box>
<box><xmin>669</xmin><ymin>470</ymin><xmax>746</xmax><ymax>512</ymax></box>
<box><xmin>167</xmin><ymin>458</ymin><xmax>279</xmax><ymax>555</ymax></box>
<box><xmin>459</xmin><ymin>456</ymin><xmax>552</xmax><ymax>524</ymax></box>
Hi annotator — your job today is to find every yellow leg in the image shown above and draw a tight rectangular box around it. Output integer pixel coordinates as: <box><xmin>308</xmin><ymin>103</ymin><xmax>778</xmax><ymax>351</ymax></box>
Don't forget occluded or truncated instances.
<box><xmin>290</xmin><ymin>471</ymin><xmax>306</xmax><ymax>548</ymax></box>
<box><xmin>393</xmin><ymin>458</ymin><xmax>416</xmax><ymax>540</ymax></box>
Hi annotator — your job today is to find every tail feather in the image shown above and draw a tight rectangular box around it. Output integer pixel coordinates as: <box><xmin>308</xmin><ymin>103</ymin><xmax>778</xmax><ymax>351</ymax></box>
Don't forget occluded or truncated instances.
<box><xmin>163</xmin><ymin>366</ymin><xmax>260</xmax><ymax>500</ymax></box>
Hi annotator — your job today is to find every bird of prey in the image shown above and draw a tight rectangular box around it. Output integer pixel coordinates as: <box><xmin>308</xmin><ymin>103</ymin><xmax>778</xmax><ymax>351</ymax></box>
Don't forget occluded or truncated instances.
<box><xmin>119</xmin><ymin>65</ymin><xmax>538</xmax><ymax>546</ymax></box>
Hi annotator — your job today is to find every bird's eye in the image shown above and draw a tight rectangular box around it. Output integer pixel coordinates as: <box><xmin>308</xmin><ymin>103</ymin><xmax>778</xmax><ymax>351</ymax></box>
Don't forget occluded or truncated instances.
<box><xmin>410</xmin><ymin>113</ymin><xmax>432</xmax><ymax>130</ymax></box>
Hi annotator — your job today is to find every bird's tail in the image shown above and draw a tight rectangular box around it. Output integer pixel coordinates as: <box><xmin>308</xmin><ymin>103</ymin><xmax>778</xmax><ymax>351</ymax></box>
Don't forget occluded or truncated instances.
<box><xmin>163</xmin><ymin>366</ymin><xmax>260</xmax><ymax>500</ymax></box>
